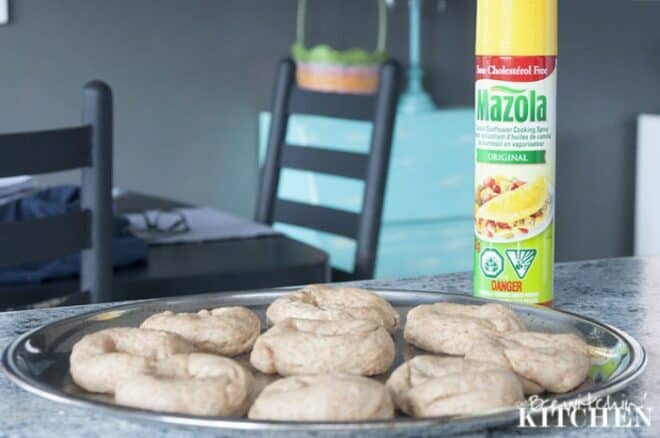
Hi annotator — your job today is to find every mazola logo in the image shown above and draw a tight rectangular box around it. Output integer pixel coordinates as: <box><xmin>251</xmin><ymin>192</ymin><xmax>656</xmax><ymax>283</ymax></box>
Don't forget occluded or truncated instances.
<box><xmin>477</xmin><ymin>85</ymin><xmax>548</xmax><ymax>123</ymax></box>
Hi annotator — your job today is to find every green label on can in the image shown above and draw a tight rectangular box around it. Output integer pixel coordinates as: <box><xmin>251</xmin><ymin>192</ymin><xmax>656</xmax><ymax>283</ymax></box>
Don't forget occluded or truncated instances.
<box><xmin>476</xmin><ymin>149</ymin><xmax>546</xmax><ymax>164</ymax></box>
<box><xmin>473</xmin><ymin>224</ymin><xmax>554</xmax><ymax>305</ymax></box>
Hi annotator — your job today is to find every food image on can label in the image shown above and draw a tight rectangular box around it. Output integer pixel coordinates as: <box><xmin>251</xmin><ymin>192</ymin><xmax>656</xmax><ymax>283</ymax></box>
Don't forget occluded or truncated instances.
<box><xmin>475</xmin><ymin>175</ymin><xmax>553</xmax><ymax>242</ymax></box>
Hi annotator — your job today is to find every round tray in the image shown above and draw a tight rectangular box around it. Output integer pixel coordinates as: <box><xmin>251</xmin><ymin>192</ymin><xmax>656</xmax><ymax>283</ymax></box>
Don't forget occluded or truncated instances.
<box><xmin>1</xmin><ymin>289</ymin><xmax>647</xmax><ymax>436</ymax></box>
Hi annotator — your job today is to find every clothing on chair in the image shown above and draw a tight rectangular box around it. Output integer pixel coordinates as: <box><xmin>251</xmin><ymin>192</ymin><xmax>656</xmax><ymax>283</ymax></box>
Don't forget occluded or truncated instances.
<box><xmin>0</xmin><ymin>185</ymin><xmax>147</xmax><ymax>284</ymax></box>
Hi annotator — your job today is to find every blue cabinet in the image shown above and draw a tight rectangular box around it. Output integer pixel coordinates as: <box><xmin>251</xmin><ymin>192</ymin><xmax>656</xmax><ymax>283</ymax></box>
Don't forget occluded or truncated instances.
<box><xmin>258</xmin><ymin>109</ymin><xmax>475</xmax><ymax>278</ymax></box>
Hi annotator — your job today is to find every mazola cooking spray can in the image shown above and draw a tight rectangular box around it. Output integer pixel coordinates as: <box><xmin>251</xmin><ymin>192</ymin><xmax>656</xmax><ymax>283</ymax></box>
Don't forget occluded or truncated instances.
<box><xmin>473</xmin><ymin>0</ymin><xmax>557</xmax><ymax>306</ymax></box>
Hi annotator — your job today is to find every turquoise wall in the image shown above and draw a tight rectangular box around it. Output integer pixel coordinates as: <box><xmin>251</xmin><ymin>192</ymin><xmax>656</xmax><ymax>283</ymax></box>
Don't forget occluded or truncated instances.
<box><xmin>259</xmin><ymin>109</ymin><xmax>474</xmax><ymax>278</ymax></box>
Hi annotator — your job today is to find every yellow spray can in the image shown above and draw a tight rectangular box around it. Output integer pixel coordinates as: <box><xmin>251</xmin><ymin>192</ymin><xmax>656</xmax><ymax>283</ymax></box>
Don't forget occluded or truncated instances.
<box><xmin>473</xmin><ymin>0</ymin><xmax>557</xmax><ymax>306</ymax></box>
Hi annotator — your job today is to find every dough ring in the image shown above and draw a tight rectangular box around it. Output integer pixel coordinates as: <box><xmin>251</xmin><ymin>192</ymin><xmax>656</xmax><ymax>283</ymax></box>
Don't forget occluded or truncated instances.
<box><xmin>140</xmin><ymin>306</ymin><xmax>261</xmax><ymax>356</ymax></box>
<box><xmin>69</xmin><ymin>327</ymin><xmax>195</xmax><ymax>394</ymax></box>
<box><xmin>250</xmin><ymin>318</ymin><xmax>395</xmax><ymax>376</ymax></box>
<box><xmin>266</xmin><ymin>285</ymin><xmax>400</xmax><ymax>334</ymax></box>
<box><xmin>248</xmin><ymin>374</ymin><xmax>394</xmax><ymax>421</ymax></box>
<box><xmin>397</xmin><ymin>370</ymin><xmax>523</xmax><ymax>418</ymax></box>
<box><xmin>404</xmin><ymin>302</ymin><xmax>526</xmax><ymax>355</ymax></box>
<box><xmin>386</xmin><ymin>356</ymin><xmax>520</xmax><ymax>413</ymax></box>
<box><xmin>466</xmin><ymin>332</ymin><xmax>590</xmax><ymax>393</ymax></box>
<box><xmin>115</xmin><ymin>353</ymin><xmax>254</xmax><ymax>417</ymax></box>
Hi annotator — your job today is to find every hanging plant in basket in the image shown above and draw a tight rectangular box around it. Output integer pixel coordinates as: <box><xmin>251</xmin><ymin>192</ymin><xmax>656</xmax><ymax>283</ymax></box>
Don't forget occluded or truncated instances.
<box><xmin>292</xmin><ymin>0</ymin><xmax>388</xmax><ymax>95</ymax></box>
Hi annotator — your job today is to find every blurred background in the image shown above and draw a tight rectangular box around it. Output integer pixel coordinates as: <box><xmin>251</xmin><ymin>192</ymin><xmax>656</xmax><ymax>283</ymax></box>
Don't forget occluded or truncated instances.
<box><xmin>0</xmin><ymin>0</ymin><xmax>658</xmax><ymax>273</ymax></box>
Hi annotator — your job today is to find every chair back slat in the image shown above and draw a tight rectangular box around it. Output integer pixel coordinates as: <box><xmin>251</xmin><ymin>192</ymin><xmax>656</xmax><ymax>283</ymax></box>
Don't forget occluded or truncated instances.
<box><xmin>0</xmin><ymin>127</ymin><xmax>92</xmax><ymax>178</ymax></box>
<box><xmin>281</xmin><ymin>145</ymin><xmax>368</xmax><ymax>180</ymax></box>
<box><xmin>0</xmin><ymin>210</ymin><xmax>91</xmax><ymax>267</ymax></box>
<box><xmin>273</xmin><ymin>200</ymin><xmax>360</xmax><ymax>239</ymax></box>
<box><xmin>289</xmin><ymin>87</ymin><xmax>375</xmax><ymax>121</ymax></box>
<box><xmin>258</xmin><ymin>59</ymin><xmax>399</xmax><ymax>281</ymax></box>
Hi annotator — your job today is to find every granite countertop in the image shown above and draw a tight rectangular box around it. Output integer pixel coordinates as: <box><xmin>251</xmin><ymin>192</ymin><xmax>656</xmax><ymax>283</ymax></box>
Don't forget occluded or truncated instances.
<box><xmin>0</xmin><ymin>257</ymin><xmax>657</xmax><ymax>437</ymax></box>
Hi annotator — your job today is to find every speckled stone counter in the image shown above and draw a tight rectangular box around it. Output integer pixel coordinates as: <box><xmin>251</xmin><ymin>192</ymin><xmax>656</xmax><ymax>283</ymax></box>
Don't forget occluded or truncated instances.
<box><xmin>0</xmin><ymin>257</ymin><xmax>657</xmax><ymax>437</ymax></box>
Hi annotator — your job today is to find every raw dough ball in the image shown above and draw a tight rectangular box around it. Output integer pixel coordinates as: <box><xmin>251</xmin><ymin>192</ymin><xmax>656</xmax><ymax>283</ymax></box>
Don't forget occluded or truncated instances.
<box><xmin>69</xmin><ymin>327</ymin><xmax>195</xmax><ymax>394</ymax></box>
<box><xmin>386</xmin><ymin>356</ymin><xmax>524</xmax><ymax>417</ymax></box>
<box><xmin>267</xmin><ymin>285</ymin><xmax>400</xmax><ymax>334</ymax></box>
<box><xmin>404</xmin><ymin>302</ymin><xmax>526</xmax><ymax>355</ymax></box>
<box><xmin>401</xmin><ymin>371</ymin><xmax>524</xmax><ymax>417</ymax></box>
<box><xmin>140</xmin><ymin>307</ymin><xmax>261</xmax><ymax>356</ymax></box>
<box><xmin>115</xmin><ymin>353</ymin><xmax>254</xmax><ymax>416</ymax></box>
<box><xmin>250</xmin><ymin>318</ymin><xmax>395</xmax><ymax>376</ymax></box>
<box><xmin>386</xmin><ymin>355</ymin><xmax>517</xmax><ymax>413</ymax></box>
<box><xmin>248</xmin><ymin>374</ymin><xmax>394</xmax><ymax>421</ymax></box>
<box><xmin>466</xmin><ymin>332</ymin><xmax>590</xmax><ymax>393</ymax></box>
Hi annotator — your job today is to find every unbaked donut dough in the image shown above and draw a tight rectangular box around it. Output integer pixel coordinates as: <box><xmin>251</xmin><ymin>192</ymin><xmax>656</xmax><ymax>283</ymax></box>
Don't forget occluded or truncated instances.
<box><xmin>465</xmin><ymin>332</ymin><xmax>590</xmax><ymax>393</ymax></box>
<box><xmin>400</xmin><ymin>371</ymin><xmax>523</xmax><ymax>418</ymax></box>
<box><xmin>250</xmin><ymin>318</ymin><xmax>395</xmax><ymax>376</ymax></box>
<box><xmin>404</xmin><ymin>302</ymin><xmax>526</xmax><ymax>355</ymax></box>
<box><xmin>266</xmin><ymin>285</ymin><xmax>400</xmax><ymax>334</ymax></box>
<box><xmin>140</xmin><ymin>307</ymin><xmax>260</xmax><ymax>356</ymax></box>
<box><xmin>69</xmin><ymin>327</ymin><xmax>195</xmax><ymax>394</ymax></box>
<box><xmin>386</xmin><ymin>355</ymin><xmax>516</xmax><ymax>413</ymax></box>
<box><xmin>386</xmin><ymin>356</ymin><xmax>524</xmax><ymax>417</ymax></box>
<box><xmin>115</xmin><ymin>353</ymin><xmax>254</xmax><ymax>416</ymax></box>
<box><xmin>248</xmin><ymin>374</ymin><xmax>394</xmax><ymax>421</ymax></box>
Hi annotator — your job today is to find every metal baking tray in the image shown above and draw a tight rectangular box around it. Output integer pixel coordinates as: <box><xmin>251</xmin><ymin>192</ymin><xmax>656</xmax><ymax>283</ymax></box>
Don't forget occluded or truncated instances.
<box><xmin>2</xmin><ymin>289</ymin><xmax>647</xmax><ymax>436</ymax></box>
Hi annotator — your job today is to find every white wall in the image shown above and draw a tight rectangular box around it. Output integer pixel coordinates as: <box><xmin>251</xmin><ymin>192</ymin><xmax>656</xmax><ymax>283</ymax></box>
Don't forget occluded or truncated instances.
<box><xmin>635</xmin><ymin>114</ymin><xmax>660</xmax><ymax>256</ymax></box>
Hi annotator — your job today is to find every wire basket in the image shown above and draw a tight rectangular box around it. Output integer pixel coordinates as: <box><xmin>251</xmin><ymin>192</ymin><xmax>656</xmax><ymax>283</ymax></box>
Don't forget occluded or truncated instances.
<box><xmin>292</xmin><ymin>0</ymin><xmax>388</xmax><ymax>95</ymax></box>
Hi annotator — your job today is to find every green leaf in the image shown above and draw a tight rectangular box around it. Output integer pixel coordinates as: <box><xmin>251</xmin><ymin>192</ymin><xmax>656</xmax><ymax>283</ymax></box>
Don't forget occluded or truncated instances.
<box><xmin>291</xmin><ymin>42</ymin><xmax>387</xmax><ymax>66</ymax></box>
